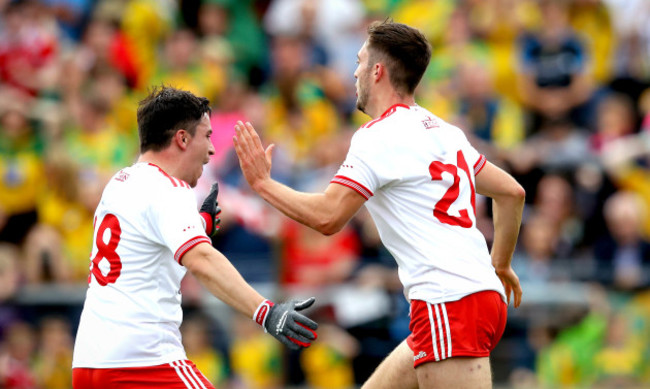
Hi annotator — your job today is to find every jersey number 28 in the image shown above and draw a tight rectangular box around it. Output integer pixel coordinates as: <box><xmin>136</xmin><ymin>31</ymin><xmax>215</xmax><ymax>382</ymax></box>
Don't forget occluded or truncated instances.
<box><xmin>428</xmin><ymin>150</ymin><xmax>476</xmax><ymax>228</ymax></box>
<box><xmin>89</xmin><ymin>214</ymin><xmax>123</xmax><ymax>285</ymax></box>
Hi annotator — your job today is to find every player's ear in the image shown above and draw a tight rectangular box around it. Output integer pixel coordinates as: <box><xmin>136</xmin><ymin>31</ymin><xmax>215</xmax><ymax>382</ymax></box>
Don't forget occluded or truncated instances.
<box><xmin>374</xmin><ymin>63</ymin><xmax>383</xmax><ymax>82</ymax></box>
<box><xmin>175</xmin><ymin>130</ymin><xmax>189</xmax><ymax>150</ymax></box>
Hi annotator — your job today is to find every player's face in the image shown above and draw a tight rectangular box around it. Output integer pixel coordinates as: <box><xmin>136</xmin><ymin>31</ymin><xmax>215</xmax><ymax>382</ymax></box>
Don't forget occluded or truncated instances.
<box><xmin>186</xmin><ymin>113</ymin><xmax>214</xmax><ymax>187</ymax></box>
<box><xmin>354</xmin><ymin>41</ymin><xmax>372</xmax><ymax>115</ymax></box>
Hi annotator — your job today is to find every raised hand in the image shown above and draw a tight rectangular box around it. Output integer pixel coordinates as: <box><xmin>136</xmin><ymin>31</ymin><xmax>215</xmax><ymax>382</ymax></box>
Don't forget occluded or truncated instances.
<box><xmin>199</xmin><ymin>182</ymin><xmax>221</xmax><ymax>237</ymax></box>
<box><xmin>233</xmin><ymin>121</ymin><xmax>275</xmax><ymax>191</ymax></box>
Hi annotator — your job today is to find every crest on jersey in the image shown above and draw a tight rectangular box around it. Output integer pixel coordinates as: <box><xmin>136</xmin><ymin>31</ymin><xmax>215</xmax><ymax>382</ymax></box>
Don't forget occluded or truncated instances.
<box><xmin>422</xmin><ymin>116</ymin><xmax>439</xmax><ymax>129</ymax></box>
<box><xmin>115</xmin><ymin>170</ymin><xmax>130</xmax><ymax>182</ymax></box>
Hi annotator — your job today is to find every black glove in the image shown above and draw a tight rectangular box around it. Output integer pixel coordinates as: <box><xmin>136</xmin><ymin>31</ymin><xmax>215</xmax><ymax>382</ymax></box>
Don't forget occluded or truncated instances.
<box><xmin>254</xmin><ymin>297</ymin><xmax>318</xmax><ymax>350</ymax></box>
<box><xmin>200</xmin><ymin>182</ymin><xmax>221</xmax><ymax>237</ymax></box>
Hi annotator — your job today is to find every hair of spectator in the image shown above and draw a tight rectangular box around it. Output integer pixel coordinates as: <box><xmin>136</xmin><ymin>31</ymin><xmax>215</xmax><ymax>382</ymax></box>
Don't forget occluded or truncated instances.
<box><xmin>137</xmin><ymin>85</ymin><xmax>212</xmax><ymax>153</ymax></box>
<box><xmin>366</xmin><ymin>19</ymin><xmax>432</xmax><ymax>95</ymax></box>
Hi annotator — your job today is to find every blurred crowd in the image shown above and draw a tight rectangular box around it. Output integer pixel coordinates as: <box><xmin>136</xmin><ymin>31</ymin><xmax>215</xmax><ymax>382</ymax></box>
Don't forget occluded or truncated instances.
<box><xmin>1</xmin><ymin>0</ymin><xmax>650</xmax><ymax>387</ymax></box>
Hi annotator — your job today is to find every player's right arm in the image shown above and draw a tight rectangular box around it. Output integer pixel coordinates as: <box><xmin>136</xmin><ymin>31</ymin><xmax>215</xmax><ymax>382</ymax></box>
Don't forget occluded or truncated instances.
<box><xmin>233</xmin><ymin>121</ymin><xmax>366</xmax><ymax>235</ymax></box>
<box><xmin>475</xmin><ymin>161</ymin><xmax>525</xmax><ymax>308</ymax></box>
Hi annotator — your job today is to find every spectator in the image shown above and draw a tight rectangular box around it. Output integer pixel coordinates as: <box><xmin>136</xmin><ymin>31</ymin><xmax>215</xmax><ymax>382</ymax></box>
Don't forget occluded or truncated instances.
<box><xmin>0</xmin><ymin>1</ymin><xmax>59</xmax><ymax>96</ymax></box>
<box><xmin>0</xmin><ymin>95</ymin><xmax>43</xmax><ymax>245</ymax></box>
<box><xmin>0</xmin><ymin>322</ymin><xmax>38</xmax><ymax>389</ymax></box>
<box><xmin>507</xmin><ymin>117</ymin><xmax>592</xmax><ymax>176</ymax></box>
<box><xmin>569</xmin><ymin>0</ymin><xmax>615</xmax><ymax>84</ymax></box>
<box><xmin>515</xmin><ymin>212</ymin><xmax>563</xmax><ymax>284</ymax></box>
<box><xmin>181</xmin><ymin>315</ymin><xmax>228</xmax><ymax>387</ymax></box>
<box><xmin>532</xmin><ymin>173</ymin><xmax>584</xmax><ymax>258</ymax></box>
<box><xmin>63</xmin><ymin>92</ymin><xmax>137</xmax><ymax>182</ymax></box>
<box><xmin>262</xmin><ymin>34</ymin><xmax>342</xmax><ymax>165</ymax></box>
<box><xmin>0</xmin><ymin>244</ymin><xmax>20</xmax><ymax>302</ymax></box>
<box><xmin>33</xmin><ymin>316</ymin><xmax>73</xmax><ymax>389</ymax></box>
<box><xmin>590</xmin><ymin>92</ymin><xmax>638</xmax><ymax>153</ymax></box>
<box><xmin>517</xmin><ymin>0</ymin><xmax>594</xmax><ymax>131</ymax></box>
<box><xmin>300</xmin><ymin>322</ymin><xmax>359</xmax><ymax>389</ymax></box>
<box><xmin>594</xmin><ymin>191</ymin><xmax>650</xmax><ymax>290</ymax></box>
<box><xmin>264</xmin><ymin>0</ymin><xmax>366</xmax><ymax>80</ymax></box>
<box><xmin>229</xmin><ymin>314</ymin><xmax>283</xmax><ymax>389</ymax></box>
<box><xmin>454</xmin><ymin>60</ymin><xmax>527</xmax><ymax>164</ymax></box>
<box><xmin>602</xmin><ymin>0</ymin><xmax>650</xmax><ymax>81</ymax></box>
<box><xmin>23</xmin><ymin>149</ymin><xmax>95</xmax><ymax>283</ymax></box>
<box><xmin>600</xmin><ymin>129</ymin><xmax>650</xmax><ymax>239</ymax></box>
<box><xmin>150</xmin><ymin>28</ymin><xmax>224</xmax><ymax>104</ymax></box>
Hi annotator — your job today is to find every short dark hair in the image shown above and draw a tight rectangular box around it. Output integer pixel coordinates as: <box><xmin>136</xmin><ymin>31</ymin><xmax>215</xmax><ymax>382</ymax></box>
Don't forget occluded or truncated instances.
<box><xmin>137</xmin><ymin>85</ymin><xmax>211</xmax><ymax>153</ymax></box>
<box><xmin>366</xmin><ymin>20</ymin><xmax>432</xmax><ymax>95</ymax></box>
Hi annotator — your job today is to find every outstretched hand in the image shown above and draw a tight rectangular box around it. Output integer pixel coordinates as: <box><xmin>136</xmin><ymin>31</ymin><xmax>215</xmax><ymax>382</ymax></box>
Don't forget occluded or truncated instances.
<box><xmin>233</xmin><ymin>121</ymin><xmax>275</xmax><ymax>191</ymax></box>
<box><xmin>495</xmin><ymin>267</ymin><xmax>522</xmax><ymax>308</ymax></box>
<box><xmin>254</xmin><ymin>297</ymin><xmax>319</xmax><ymax>350</ymax></box>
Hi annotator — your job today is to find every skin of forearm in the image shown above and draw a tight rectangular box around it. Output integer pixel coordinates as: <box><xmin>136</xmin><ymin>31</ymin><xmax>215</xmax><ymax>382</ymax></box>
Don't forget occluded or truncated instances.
<box><xmin>490</xmin><ymin>194</ymin><xmax>524</xmax><ymax>271</ymax></box>
<box><xmin>186</xmin><ymin>245</ymin><xmax>265</xmax><ymax>317</ymax></box>
<box><xmin>254</xmin><ymin>178</ymin><xmax>341</xmax><ymax>235</ymax></box>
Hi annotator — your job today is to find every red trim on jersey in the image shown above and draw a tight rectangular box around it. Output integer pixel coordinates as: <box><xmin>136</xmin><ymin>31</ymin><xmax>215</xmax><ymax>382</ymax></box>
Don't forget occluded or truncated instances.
<box><xmin>362</xmin><ymin>103</ymin><xmax>410</xmax><ymax>129</ymax></box>
<box><xmin>174</xmin><ymin>236</ymin><xmax>211</xmax><ymax>265</ymax></box>
<box><xmin>148</xmin><ymin>163</ymin><xmax>190</xmax><ymax>188</ymax></box>
<box><xmin>72</xmin><ymin>359</ymin><xmax>214</xmax><ymax>389</ymax></box>
<box><xmin>330</xmin><ymin>175</ymin><xmax>373</xmax><ymax>200</ymax></box>
<box><xmin>473</xmin><ymin>155</ymin><xmax>487</xmax><ymax>175</ymax></box>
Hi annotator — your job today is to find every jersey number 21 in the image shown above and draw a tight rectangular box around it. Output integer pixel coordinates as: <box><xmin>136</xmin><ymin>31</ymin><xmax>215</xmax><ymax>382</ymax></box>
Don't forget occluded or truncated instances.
<box><xmin>428</xmin><ymin>150</ymin><xmax>476</xmax><ymax>228</ymax></box>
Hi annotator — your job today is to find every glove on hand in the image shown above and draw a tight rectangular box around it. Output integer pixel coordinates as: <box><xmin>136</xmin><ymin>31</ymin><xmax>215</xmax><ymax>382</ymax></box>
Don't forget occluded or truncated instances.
<box><xmin>254</xmin><ymin>297</ymin><xmax>318</xmax><ymax>350</ymax></box>
<box><xmin>200</xmin><ymin>182</ymin><xmax>221</xmax><ymax>237</ymax></box>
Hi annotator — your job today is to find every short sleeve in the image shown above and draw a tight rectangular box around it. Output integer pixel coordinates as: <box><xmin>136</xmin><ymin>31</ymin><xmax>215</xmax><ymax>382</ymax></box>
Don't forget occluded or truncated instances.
<box><xmin>455</xmin><ymin>128</ymin><xmax>487</xmax><ymax>176</ymax></box>
<box><xmin>331</xmin><ymin>129</ymin><xmax>388</xmax><ymax>199</ymax></box>
<box><xmin>148</xmin><ymin>187</ymin><xmax>211</xmax><ymax>265</ymax></box>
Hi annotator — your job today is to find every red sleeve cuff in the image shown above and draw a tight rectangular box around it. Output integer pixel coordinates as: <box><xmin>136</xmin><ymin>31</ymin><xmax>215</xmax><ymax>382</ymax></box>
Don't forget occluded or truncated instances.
<box><xmin>174</xmin><ymin>236</ymin><xmax>212</xmax><ymax>265</ymax></box>
<box><xmin>474</xmin><ymin>155</ymin><xmax>487</xmax><ymax>175</ymax></box>
<box><xmin>330</xmin><ymin>175</ymin><xmax>373</xmax><ymax>200</ymax></box>
<box><xmin>200</xmin><ymin>212</ymin><xmax>213</xmax><ymax>235</ymax></box>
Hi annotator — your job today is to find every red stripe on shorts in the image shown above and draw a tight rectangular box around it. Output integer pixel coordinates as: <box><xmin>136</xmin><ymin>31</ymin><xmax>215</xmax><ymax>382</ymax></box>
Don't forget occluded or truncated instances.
<box><xmin>72</xmin><ymin>359</ymin><xmax>214</xmax><ymax>389</ymax></box>
<box><xmin>407</xmin><ymin>291</ymin><xmax>507</xmax><ymax>368</ymax></box>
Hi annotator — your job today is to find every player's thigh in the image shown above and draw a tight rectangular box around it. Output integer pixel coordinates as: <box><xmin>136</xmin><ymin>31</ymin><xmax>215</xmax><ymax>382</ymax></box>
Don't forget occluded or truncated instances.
<box><xmin>361</xmin><ymin>340</ymin><xmax>418</xmax><ymax>389</ymax></box>
<box><xmin>416</xmin><ymin>356</ymin><xmax>492</xmax><ymax>389</ymax></box>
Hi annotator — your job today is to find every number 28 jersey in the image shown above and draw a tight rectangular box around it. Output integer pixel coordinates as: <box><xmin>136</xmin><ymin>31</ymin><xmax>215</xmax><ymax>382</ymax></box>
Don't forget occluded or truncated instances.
<box><xmin>332</xmin><ymin>104</ymin><xmax>505</xmax><ymax>305</ymax></box>
<box><xmin>72</xmin><ymin>163</ymin><xmax>211</xmax><ymax>368</ymax></box>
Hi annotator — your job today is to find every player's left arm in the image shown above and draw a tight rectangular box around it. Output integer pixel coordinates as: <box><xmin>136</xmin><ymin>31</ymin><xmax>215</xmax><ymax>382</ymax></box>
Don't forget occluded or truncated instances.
<box><xmin>183</xmin><ymin>243</ymin><xmax>265</xmax><ymax>315</ymax></box>
<box><xmin>475</xmin><ymin>161</ymin><xmax>525</xmax><ymax>308</ymax></box>
<box><xmin>234</xmin><ymin>121</ymin><xmax>366</xmax><ymax>235</ymax></box>
<box><xmin>182</xmin><ymin>243</ymin><xmax>318</xmax><ymax>349</ymax></box>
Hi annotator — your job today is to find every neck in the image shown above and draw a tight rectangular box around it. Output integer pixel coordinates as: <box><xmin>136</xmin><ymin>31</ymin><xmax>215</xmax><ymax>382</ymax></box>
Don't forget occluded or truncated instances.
<box><xmin>138</xmin><ymin>151</ymin><xmax>184</xmax><ymax>180</ymax></box>
<box><xmin>367</xmin><ymin>88</ymin><xmax>416</xmax><ymax>119</ymax></box>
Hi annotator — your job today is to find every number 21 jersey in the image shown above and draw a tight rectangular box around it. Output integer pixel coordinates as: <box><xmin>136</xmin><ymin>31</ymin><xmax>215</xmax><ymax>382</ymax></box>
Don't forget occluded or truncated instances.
<box><xmin>72</xmin><ymin>162</ymin><xmax>211</xmax><ymax>368</ymax></box>
<box><xmin>332</xmin><ymin>104</ymin><xmax>505</xmax><ymax>305</ymax></box>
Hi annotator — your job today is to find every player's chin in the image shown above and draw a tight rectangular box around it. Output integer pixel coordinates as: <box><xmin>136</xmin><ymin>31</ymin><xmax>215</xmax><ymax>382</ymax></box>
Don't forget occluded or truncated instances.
<box><xmin>356</xmin><ymin>100</ymin><xmax>365</xmax><ymax>114</ymax></box>
<box><xmin>190</xmin><ymin>167</ymin><xmax>203</xmax><ymax>188</ymax></box>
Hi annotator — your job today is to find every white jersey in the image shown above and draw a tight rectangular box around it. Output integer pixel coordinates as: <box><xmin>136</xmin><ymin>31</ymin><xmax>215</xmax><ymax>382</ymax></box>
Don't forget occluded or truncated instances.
<box><xmin>333</xmin><ymin>104</ymin><xmax>505</xmax><ymax>304</ymax></box>
<box><xmin>72</xmin><ymin>162</ymin><xmax>211</xmax><ymax>368</ymax></box>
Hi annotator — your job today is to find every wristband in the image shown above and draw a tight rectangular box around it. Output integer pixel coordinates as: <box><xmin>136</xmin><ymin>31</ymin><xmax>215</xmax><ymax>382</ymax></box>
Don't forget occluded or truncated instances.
<box><xmin>200</xmin><ymin>212</ymin><xmax>213</xmax><ymax>235</ymax></box>
<box><xmin>253</xmin><ymin>299</ymin><xmax>275</xmax><ymax>330</ymax></box>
